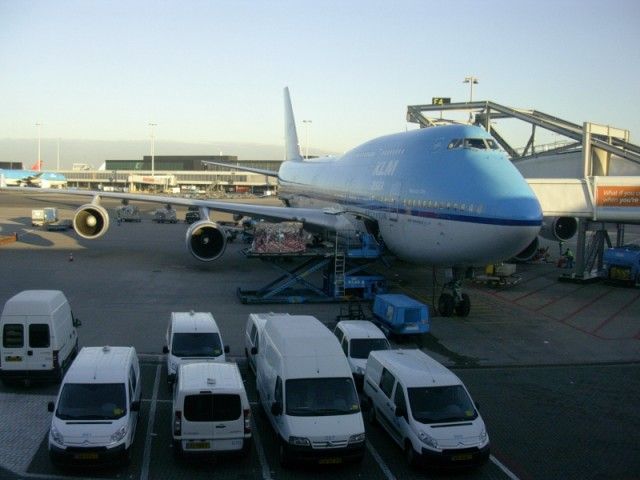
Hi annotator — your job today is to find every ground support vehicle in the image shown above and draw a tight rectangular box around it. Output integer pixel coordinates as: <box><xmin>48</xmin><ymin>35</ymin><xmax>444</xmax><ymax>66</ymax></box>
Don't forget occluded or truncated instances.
<box><xmin>153</xmin><ymin>206</ymin><xmax>178</xmax><ymax>223</ymax></box>
<box><xmin>115</xmin><ymin>205</ymin><xmax>142</xmax><ymax>222</ymax></box>
<box><xmin>371</xmin><ymin>294</ymin><xmax>429</xmax><ymax>336</ymax></box>
<box><xmin>603</xmin><ymin>244</ymin><xmax>640</xmax><ymax>286</ymax></box>
<box><xmin>31</xmin><ymin>207</ymin><xmax>58</xmax><ymax>227</ymax></box>
<box><xmin>472</xmin><ymin>263</ymin><xmax>522</xmax><ymax>288</ymax></box>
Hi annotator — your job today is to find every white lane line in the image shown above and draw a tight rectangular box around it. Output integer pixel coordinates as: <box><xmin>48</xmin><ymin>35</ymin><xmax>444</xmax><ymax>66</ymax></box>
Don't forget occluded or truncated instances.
<box><xmin>366</xmin><ymin>440</ymin><xmax>396</xmax><ymax>480</ymax></box>
<box><xmin>251</xmin><ymin>410</ymin><xmax>273</xmax><ymax>480</ymax></box>
<box><xmin>491</xmin><ymin>454</ymin><xmax>520</xmax><ymax>480</ymax></box>
<box><xmin>140</xmin><ymin>364</ymin><xmax>160</xmax><ymax>480</ymax></box>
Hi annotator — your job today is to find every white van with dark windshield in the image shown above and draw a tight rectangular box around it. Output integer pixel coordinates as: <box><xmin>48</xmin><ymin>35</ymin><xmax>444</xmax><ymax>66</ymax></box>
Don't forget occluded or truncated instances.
<box><xmin>47</xmin><ymin>346</ymin><xmax>141</xmax><ymax>467</ymax></box>
<box><xmin>256</xmin><ymin>315</ymin><xmax>365</xmax><ymax>467</ymax></box>
<box><xmin>334</xmin><ymin>320</ymin><xmax>390</xmax><ymax>389</ymax></box>
<box><xmin>1</xmin><ymin>290</ymin><xmax>80</xmax><ymax>385</ymax></box>
<box><xmin>172</xmin><ymin>361</ymin><xmax>251</xmax><ymax>457</ymax></box>
<box><xmin>163</xmin><ymin>311</ymin><xmax>229</xmax><ymax>387</ymax></box>
<box><xmin>363</xmin><ymin>349</ymin><xmax>490</xmax><ymax>468</ymax></box>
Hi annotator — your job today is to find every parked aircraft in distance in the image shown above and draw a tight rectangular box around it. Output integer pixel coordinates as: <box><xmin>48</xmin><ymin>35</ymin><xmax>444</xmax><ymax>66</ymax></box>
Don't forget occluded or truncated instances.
<box><xmin>0</xmin><ymin>88</ymin><xmax>544</xmax><ymax>316</ymax></box>
<box><xmin>0</xmin><ymin>169</ymin><xmax>67</xmax><ymax>188</ymax></box>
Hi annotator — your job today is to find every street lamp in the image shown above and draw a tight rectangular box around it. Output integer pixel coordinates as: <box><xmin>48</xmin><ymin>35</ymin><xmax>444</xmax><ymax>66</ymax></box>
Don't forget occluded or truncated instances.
<box><xmin>34</xmin><ymin>122</ymin><xmax>42</xmax><ymax>171</ymax></box>
<box><xmin>302</xmin><ymin>119</ymin><xmax>312</xmax><ymax>159</ymax></box>
<box><xmin>463</xmin><ymin>76</ymin><xmax>479</xmax><ymax>102</ymax></box>
<box><xmin>148</xmin><ymin>123</ymin><xmax>157</xmax><ymax>177</ymax></box>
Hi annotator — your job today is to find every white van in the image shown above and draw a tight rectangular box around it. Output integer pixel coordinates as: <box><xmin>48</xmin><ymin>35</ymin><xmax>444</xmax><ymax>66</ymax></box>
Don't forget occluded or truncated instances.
<box><xmin>163</xmin><ymin>311</ymin><xmax>229</xmax><ymax>387</ymax></box>
<box><xmin>363</xmin><ymin>349</ymin><xmax>490</xmax><ymax>468</ymax></box>
<box><xmin>256</xmin><ymin>315</ymin><xmax>365</xmax><ymax>467</ymax></box>
<box><xmin>172</xmin><ymin>362</ymin><xmax>251</xmax><ymax>456</ymax></box>
<box><xmin>47</xmin><ymin>346</ymin><xmax>141</xmax><ymax>467</ymax></box>
<box><xmin>1</xmin><ymin>290</ymin><xmax>80</xmax><ymax>384</ymax></box>
<box><xmin>333</xmin><ymin>320</ymin><xmax>390</xmax><ymax>389</ymax></box>
<box><xmin>244</xmin><ymin>312</ymin><xmax>291</xmax><ymax>374</ymax></box>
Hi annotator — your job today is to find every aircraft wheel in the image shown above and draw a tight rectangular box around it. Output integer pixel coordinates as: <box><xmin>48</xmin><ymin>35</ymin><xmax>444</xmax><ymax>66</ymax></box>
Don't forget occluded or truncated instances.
<box><xmin>438</xmin><ymin>294</ymin><xmax>454</xmax><ymax>317</ymax></box>
<box><xmin>455</xmin><ymin>293</ymin><xmax>471</xmax><ymax>317</ymax></box>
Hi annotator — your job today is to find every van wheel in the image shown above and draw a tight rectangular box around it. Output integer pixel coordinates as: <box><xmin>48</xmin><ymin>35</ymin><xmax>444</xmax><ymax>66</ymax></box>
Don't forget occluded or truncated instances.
<box><xmin>405</xmin><ymin>441</ymin><xmax>419</xmax><ymax>469</ymax></box>
<box><xmin>278</xmin><ymin>438</ymin><xmax>291</xmax><ymax>468</ymax></box>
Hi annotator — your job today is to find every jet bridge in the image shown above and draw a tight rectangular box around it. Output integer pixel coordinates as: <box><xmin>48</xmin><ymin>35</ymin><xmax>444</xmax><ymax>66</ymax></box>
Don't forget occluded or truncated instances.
<box><xmin>407</xmin><ymin>100</ymin><xmax>640</xmax><ymax>282</ymax></box>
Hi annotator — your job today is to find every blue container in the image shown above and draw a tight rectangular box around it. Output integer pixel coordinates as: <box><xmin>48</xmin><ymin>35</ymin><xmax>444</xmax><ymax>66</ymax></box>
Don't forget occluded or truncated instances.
<box><xmin>372</xmin><ymin>294</ymin><xmax>430</xmax><ymax>335</ymax></box>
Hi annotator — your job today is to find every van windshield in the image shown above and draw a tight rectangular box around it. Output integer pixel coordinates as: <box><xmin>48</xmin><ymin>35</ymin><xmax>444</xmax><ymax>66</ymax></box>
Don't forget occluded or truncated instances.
<box><xmin>408</xmin><ymin>385</ymin><xmax>477</xmax><ymax>424</ymax></box>
<box><xmin>172</xmin><ymin>333</ymin><xmax>223</xmax><ymax>357</ymax></box>
<box><xmin>286</xmin><ymin>377</ymin><xmax>360</xmax><ymax>416</ymax></box>
<box><xmin>349</xmin><ymin>338</ymin><xmax>390</xmax><ymax>359</ymax></box>
<box><xmin>56</xmin><ymin>383</ymin><xmax>126</xmax><ymax>420</ymax></box>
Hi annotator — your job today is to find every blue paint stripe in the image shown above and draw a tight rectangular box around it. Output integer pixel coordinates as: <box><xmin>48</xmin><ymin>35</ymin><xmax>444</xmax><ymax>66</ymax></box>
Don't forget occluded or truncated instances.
<box><xmin>287</xmin><ymin>191</ymin><xmax>542</xmax><ymax>227</ymax></box>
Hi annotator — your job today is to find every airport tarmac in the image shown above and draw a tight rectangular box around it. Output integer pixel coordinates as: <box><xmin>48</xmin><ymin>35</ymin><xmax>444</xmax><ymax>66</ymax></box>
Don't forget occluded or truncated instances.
<box><xmin>0</xmin><ymin>192</ymin><xmax>639</xmax><ymax>480</ymax></box>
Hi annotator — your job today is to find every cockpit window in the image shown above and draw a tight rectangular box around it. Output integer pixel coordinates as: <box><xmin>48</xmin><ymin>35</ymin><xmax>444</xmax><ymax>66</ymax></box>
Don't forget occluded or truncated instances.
<box><xmin>448</xmin><ymin>138</ymin><xmax>499</xmax><ymax>150</ymax></box>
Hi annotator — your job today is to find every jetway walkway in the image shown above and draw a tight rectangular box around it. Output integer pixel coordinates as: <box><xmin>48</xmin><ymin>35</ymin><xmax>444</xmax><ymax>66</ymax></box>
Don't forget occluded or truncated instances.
<box><xmin>407</xmin><ymin>99</ymin><xmax>640</xmax><ymax>282</ymax></box>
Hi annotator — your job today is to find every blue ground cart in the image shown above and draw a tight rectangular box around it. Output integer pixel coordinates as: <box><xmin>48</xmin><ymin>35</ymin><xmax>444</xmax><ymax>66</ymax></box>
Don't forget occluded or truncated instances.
<box><xmin>372</xmin><ymin>293</ymin><xmax>430</xmax><ymax>335</ymax></box>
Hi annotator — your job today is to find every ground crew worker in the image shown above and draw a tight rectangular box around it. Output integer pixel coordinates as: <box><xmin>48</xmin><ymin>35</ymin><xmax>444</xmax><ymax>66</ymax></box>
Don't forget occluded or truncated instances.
<box><xmin>564</xmin><ymin>248</ymin><xmax>574</xmax><ymax>269</ymax></box>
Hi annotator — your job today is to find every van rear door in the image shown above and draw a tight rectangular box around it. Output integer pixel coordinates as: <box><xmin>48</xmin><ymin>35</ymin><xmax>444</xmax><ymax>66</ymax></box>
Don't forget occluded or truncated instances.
<box><xmin>26</xmin><ymin>318</ymin><xmax>53</xmax><ymax>371</ymax></box>
<box><xmin>182</xmin><ymin>393</ymin><xmax>244</xmax><ymax>451</ymax></box>
<box><xmin>1</xmin><ymin>320</ymin><xmax>27</xmax><ymax>372</ymax></box>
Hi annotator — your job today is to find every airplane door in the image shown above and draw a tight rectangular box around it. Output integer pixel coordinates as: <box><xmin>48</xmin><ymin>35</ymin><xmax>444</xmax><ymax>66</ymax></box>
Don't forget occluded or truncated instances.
<box><xmin>389</xmin><ymin>181</ymin><xmax>402</xmax><ymax>222</ymax></box>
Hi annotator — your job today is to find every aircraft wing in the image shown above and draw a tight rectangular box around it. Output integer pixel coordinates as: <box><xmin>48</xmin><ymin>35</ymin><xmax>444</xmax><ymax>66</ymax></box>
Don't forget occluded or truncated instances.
<box><xmin>201</xmin><ymin>161</ymin><xmax>279</xmax><ymax>178</ymax></box>
<box><xmin>0</xmin><ymin>187</ymin><xmax>355</xmax><ymax>232</ymax></box>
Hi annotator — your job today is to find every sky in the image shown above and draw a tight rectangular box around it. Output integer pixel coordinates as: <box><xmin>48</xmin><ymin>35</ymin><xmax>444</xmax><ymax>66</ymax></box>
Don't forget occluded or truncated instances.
<box><xmin>1</xmin><ymin>0</ymin><xmax>639</xmax><ymax>166</ymax></box>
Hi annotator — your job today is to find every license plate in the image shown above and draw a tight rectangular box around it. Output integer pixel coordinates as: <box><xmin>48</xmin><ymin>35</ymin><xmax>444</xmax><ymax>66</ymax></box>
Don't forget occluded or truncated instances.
<box><xmin>5</xmin><ymin>356</ymin><xmax>22</xmax><ymax>362</ymax></box>
<box><xmin>74</xmin><ymin>452</ymin><xmax>98</xmax><ymax>460</ymax></box>
<box><xmin>452</xmin><ymin>453</ymin><xmax>473</xmax><ymax>461</ymax></box>
<box><xmin>186</xmin><ymin>441</ymin><xmax>210</xmax><ymax>450</ymax></box>
<box><xmin>319</xmin><ymin>457</ymin><xmax>342</xmax><ymax>464</ymax></box>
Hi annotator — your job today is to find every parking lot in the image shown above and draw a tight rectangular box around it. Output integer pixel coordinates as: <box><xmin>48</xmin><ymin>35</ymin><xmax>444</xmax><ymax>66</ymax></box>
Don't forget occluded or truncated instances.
<box><xmin>1</xmin><ymin>193</ymin><xmax>640</xmax><ymax>479</ymax></box>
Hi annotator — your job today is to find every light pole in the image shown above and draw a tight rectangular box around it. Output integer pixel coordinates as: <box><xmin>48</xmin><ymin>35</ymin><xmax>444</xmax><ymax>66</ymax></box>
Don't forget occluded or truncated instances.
<box><xmin>463</xmin><ymin>76</ymin><xmax>479</xmax><ymax>102</ymax></box>
<box><xmin>34</xmin><ymin>122</ymin><xmax>42</xmax><ymax>170</ymax></box>
<box><xmin>302</xmin><ymin>119</ymin><xmax>312</xmax><ymax>159</ymax></box>
<box><xmin>148</xmin><ymin>123</ymin><xmax>157</xmax><ymax>177</ymax></box>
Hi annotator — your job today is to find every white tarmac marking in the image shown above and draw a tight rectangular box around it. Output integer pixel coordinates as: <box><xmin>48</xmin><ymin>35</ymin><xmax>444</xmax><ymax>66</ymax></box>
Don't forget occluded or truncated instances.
<box><xmin>250</xmin><ymin>411</ymin><xmax>273</xmax><ymax>480</ymax></box>
<box><xmin>366</xmin><ymin>440</ymin><xmax>396</xmax><ymax>480</ymax></box>
<box><xmin>139</xmin><ymin>364</ymin><xmax>160</xmax><ymax>480</ymax></box>
<box><xmin>491</xmin><ymin>454</ymin><xmax>521</xmax><ymax>480</ymax></box>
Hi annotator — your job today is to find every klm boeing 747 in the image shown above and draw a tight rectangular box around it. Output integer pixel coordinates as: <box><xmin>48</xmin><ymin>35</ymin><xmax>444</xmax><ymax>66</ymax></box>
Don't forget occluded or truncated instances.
<box><xmin>0</xmin><ymin>88</ymin><xmax>543</xmax><ymax>316</ymax></box>
<box><xmin>0</xmin><ymin>169</ymin><xmax>67</xmax><ymax>188</ymax></box>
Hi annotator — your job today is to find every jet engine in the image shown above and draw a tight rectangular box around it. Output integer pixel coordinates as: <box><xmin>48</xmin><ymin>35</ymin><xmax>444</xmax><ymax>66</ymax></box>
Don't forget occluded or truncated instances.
<box><xmin>185</xmin><ymin>220</ymin><xmax>227</xmax><ymax>262</ymax></box>
<box><xmin>539</xmin><ymin>216</ymin><xmax>578</xmax><ymax>242</ymax></box>
<box><xmin>73</xmin><ymin>204</ymin><xmax>110</xmax><ymax>239</ymax></box>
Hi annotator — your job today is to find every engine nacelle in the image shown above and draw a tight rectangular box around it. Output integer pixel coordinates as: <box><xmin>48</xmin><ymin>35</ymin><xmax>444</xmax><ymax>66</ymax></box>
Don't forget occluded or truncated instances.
<box><xmin>185</xmin><ymin>220</ymin><xmax>227</xmax><ymax>262</ymax></box>
<box><xmin>539</xmin><ymin>216</ymin><xmax>578</xmax><ymax>242</ymax></box>
<box><xmin>512</xmin><ymin>237</ymin><xmax>539</xmax><ymax>262</ymax></box>
<box><xmin>73</xmin><ymin>204</ymin><xmax>110</xmax><ymax>239</ymax></box>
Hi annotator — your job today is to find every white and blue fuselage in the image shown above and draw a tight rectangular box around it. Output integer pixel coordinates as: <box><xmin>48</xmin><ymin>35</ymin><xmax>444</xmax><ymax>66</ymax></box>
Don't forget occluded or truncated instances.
<box><xmin>278</xmin><ymin>125</ymin><xmax>542</xmax><ymax>266</ymax></box>
<box><xmin>0</xmin><ymin>169</ymin><xmax>67</xmax><ymax>188</ymax></box>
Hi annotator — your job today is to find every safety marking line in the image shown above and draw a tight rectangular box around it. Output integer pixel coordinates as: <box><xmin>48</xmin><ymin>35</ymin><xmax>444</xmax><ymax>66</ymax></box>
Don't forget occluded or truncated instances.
<box><xmin>559</xmin><ymin>289</ymin><xmax>612</xmax><ymax>323</ymax></box>
<box><xmin>140</xmin><ymin>364</ymin><xmax>160</xmax><ymax>480</ymax></box>
<box><xmin>250</xmin><ymin>410</ymin><xmax>273</xmax><ymax>480</ymax></box>
<box><xmin>365</xmin><ymin>440</ymin><xmax>396</xmax><ymax>480</ymax></box>
<box><xmin>593</xmin><ymin>290</ymin><xmax>640</xmax><ymax>335</ymax></box>
<box><xmin>490</xmin><ymin>454</ymin><xmax>521</xmax><ymax>480</ymax></box>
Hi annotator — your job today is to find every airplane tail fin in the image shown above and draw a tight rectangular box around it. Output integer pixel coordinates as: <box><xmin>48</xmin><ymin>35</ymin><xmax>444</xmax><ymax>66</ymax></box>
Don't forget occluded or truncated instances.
<box><xmin>284</xmin><ymin>87</ymin><xmax>303</xmax><ymax>162</ymax></box>
<box><xmin>31</xmin><ymin>160</ymin><xmax>42</xmax><ymax>171</ymax></box>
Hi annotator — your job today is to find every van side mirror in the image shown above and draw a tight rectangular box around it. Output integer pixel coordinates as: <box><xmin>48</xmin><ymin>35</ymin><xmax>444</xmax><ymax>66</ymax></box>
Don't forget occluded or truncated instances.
<box><xmin>271</xmin><ymin>401</ymin><xmax>283</xmax><ymax>416</ymax></box>
<box><xmin>47</xmin><ymin>401</ymin><xmax>55</xmax><ymax>413</ymax></box>
<box><xmin>224</xmin><ymin>345</ymin><xmax>230</xmax><ymax>354</ymax></box>
<box><xmin>395</xmin><ymin>405</ymin><xmax>406</xmax><ymax>418</ymax></box>
<box><xmin>131</xmin><ymin>401</ymin><xmax>140</xmax><ymax>412</ymax></box>
<box><xmin>162</xmin><ymin>346</ymin><xmax>169</xmax><ymax>354</ymax></box>
<box><xmin>73</xmin><ymin>317</ymin><xmax>82</xmax><ymax>327</ymax></box>
<box><xmin>250</xmin><ymin>346</ymin><xmax>258</xmax><ymax>355</ymax></box>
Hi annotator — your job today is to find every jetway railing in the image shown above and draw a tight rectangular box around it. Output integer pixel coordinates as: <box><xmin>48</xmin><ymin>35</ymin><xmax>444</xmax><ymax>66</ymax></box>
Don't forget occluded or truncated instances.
<box><xmin>528</xmin><ymin>176</ymin><xmax>640</xmax><ymax>223</ymax></box>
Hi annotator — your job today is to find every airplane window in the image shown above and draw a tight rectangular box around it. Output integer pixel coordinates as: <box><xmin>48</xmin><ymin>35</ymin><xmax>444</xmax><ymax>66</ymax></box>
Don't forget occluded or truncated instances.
<box><xmin>464</xmin><ymin>138</ymin><xmax>487</xmax><ymax>149</ymax></box>
<box><xmin>447</xmin><ymin>139</ymin><xmax>462</xmax><ymax>149</ymax></box>
<box><xmin>486</xmin><ymin>139</ymin><xmax>499</xmax><ymax>150</ymax></box>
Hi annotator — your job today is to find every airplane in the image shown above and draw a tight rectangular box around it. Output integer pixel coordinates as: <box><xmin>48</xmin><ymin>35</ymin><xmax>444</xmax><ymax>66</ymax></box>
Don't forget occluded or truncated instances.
<box><xmin>0</xmin><ymin>88</ymin><xmax>544</xmax><ymax>316</ymax></box>
<box><xmin>0</xmin><ymin>169</ymin><xmax>67</xmax><ymax>188</ymax></box>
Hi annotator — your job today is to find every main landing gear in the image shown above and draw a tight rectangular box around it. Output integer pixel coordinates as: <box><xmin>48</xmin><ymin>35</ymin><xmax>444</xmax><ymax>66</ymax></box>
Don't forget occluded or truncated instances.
<box><xmin>437</xmin><ymin>270</ymin><xmax>471</xmax><ymax>317</ymax></box>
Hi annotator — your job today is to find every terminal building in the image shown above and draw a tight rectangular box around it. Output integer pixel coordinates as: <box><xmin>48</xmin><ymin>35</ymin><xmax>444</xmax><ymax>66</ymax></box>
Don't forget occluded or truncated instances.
<box><xmin>61</xmin><ymin>155</ymin><xmax>281</xmax><ymax>195</ymax></box>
